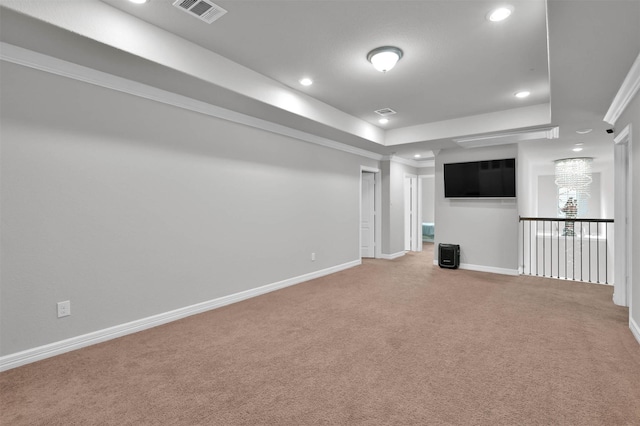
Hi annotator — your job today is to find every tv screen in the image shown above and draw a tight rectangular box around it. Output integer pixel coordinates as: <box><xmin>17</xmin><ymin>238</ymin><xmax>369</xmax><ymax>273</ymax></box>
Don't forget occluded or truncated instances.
<box><xmin>444</xmin><ymin>158</ymin><xmax>516</xmax><ymax>198</ymax></box>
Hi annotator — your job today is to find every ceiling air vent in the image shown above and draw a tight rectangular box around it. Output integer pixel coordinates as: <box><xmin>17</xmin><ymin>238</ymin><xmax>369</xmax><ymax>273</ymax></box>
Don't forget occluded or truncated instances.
<box><xmin>374</xmin><ymin>108</ymin><xmax>397</xmax><ymax>116</ymax></box>
<box><xmin>172</xmin><ymin>0</ymin><xmax>227</xmax><ymax>24</ymax></box>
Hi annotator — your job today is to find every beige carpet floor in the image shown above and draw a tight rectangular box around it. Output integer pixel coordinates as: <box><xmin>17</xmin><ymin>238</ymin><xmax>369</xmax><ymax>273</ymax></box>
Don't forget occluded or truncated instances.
<box><xmin>2</xmin><ymin>243</ymin><xmax>640</xmax><ymax>425</ymax></box>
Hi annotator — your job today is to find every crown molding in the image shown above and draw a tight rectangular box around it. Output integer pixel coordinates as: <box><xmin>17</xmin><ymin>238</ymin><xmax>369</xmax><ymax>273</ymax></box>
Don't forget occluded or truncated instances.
<box><xmin>453</xmin><ymin>126</ymin><xmax>559</xmax><ymax>148</ymax></box>
<box><xmin>415</xmin><ymin>159</ymin><xmax>436</xmax><ymax>168</ymax></box>
<box><xmin>0</xmin><ymin>42</ymin><xmax>383</xmax><ymax>162</ymax></box>
<box><xmin>381</xmin><ymin>155</ymin><xmax>435</xmax><ymax>168</ymax></box>
<box><xmin>604</xmin><ymin>52</ymin><xmax>640</xmax><ymax>126</ymax></box>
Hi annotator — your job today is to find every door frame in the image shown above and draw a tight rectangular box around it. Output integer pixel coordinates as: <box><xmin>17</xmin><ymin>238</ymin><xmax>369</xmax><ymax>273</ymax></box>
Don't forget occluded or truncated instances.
<box><xmin>613</xmin><ymin>125</ymin><xmax>632</xmax><ymax>308</ymax></box>
<box><xmin>418</xmin><ymin>173</ymin><xmax>435</xmax><ymax>251</ymax></box>
<box><xmin>360</xmin><ymin>166</ymin><xmax>381</xmax><ymax>259</ymax></box>
<box><xmin>404</xmin><ymin>173</ymin><xmax>420</xmax><ymax>252</ymax></box>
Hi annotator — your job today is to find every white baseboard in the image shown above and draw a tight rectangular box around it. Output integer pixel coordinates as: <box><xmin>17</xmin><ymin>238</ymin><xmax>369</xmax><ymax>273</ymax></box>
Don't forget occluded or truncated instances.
<box><xmin>380</xmin><ymin>251</ymin><xmax>405</xmax><ymax>260</ymax></box>
<box><xmin>630</xmin><ymin>316</ymin><xmax>640</xmax><ymax>346</ymax></box>
<box><xmin>0</xmin><ymin>259</ymin><xmax>361</xmax><ymax>372</ymax></box>
<box><xmin>432</xmin><ymin>259</ymin><xmax>518</xmax><ymax>276</ymax></box>
<box><xmin>460</xmin><ymin>263</ymin><xmax>519</xmax><ymax>276</ymax></box>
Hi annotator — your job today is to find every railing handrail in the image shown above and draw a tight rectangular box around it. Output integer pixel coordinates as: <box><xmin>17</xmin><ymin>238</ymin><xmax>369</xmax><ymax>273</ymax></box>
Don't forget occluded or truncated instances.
<box><xmin>519</xmin><ymin>217</ymin><xmax>614</xmax><ymax>284</ymax></box>
<box><xmin>519</xmin><ymin>217</ymin><xmax>614</xmax><ymax>223</ymax></box>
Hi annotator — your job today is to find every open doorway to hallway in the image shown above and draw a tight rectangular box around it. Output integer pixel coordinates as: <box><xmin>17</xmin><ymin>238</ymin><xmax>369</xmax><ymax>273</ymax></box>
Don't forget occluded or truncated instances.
<box><xmin>405</xmin><ymin>173</ymin><xmax>436</xmax><ymax>253</ymax></box>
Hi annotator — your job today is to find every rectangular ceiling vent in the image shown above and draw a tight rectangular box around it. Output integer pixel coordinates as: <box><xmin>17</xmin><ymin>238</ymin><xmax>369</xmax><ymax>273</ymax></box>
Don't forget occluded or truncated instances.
<box><xmin>374</xmin><ymin>108</ymin><xmax>397</xmax><ymax>117</ymax></box>
<box><xmin>172</xmin><ymin>0</ymin><xmax>228</xmax><ymax>24</ymax></box>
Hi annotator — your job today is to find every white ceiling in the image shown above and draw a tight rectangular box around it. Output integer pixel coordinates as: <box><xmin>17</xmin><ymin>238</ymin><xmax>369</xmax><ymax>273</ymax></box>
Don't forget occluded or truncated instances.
<box><xmin>101</xmin><ymin>0</ymin><xmax>550</xmax><ymax>130</ymax></box>
<box><xmin>2</xmin><ymin>0</ymin><xmax>639</xmax><ymax>167</ymax></box>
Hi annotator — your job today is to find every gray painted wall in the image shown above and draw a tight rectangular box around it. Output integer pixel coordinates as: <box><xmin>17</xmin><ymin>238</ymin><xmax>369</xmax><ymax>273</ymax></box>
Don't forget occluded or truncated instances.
<box><xmin>0</xmin><ymin>62</ymin><xmax>379</xmax><ymax>355</ymax></box>
<box><xmin>421</xmin><ymin>176</ymin><xmax>435</xmax><ymax>224</ymax></box>
<box><xmin>615</xmin><ymin>85</ymin><xmax>640</xmax><ymax>335</ymax></box>
<box><xmin>434</xmin><ymin>145</ymin><xmax>519</xmax><ymax>271</ymax></box>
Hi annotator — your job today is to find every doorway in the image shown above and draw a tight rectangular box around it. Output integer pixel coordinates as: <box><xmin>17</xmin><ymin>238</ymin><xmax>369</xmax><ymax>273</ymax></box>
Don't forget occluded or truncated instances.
<box><xmin>404</xmin><ymin>174</ymin><xmax>420</xmax><ymax>252</ymax></box>
<box><xmin>614</xmin><ymin>125</ymin><xmax>632</xmax><ymax>307</ymax></box>
<box><xmin>360</xmin><ymin>167</ymin><xmax>380</xmax><ymax>259</ymax></box>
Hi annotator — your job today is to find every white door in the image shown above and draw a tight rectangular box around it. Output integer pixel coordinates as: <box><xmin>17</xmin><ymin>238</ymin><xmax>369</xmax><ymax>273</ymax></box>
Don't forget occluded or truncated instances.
<box><xmin>404</xmin><ymin>177</ymin><xmax>412</xmax><ymax>251</ymax></box>
<box><xmin>361</xmin><ymin>172</ymin><xmax>376</xmax><ymax>258</ymax></box>
<box><xmin>404</xmin><ymin>175</ymin><xmax>420</xmax><ymax>251</ymax></box>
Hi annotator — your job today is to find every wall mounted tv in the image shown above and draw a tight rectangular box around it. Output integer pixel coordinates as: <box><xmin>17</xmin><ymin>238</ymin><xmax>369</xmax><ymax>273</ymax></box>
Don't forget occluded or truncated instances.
<box><xmin>444</xmin><ymin>158</ymin><xmax>516</xmax><ymax>198</ymax></box>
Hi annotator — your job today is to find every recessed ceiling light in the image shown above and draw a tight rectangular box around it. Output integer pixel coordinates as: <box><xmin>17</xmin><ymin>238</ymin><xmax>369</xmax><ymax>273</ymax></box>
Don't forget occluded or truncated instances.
<box><xmin>488</xmin><ymin>6</ymin><xmax>513</xmax><ymax>22</ymax></box>
<box><xmin>129</xmin><ymin>0</ymin><xmax>148</xmax><ymax>4</ymax></box>
<box><xmin>572</xmin><ymin>147</ymin><xmax>583</xmax><ymax>152</ymax></box>
<box><xmin>299</xmin><ymin>78</ymin><xmax>313</xmax><ymax>86</ymax></box>
<box><xmin>514</xmin><ymin>91</ymin><xmax>530</xmax><ymax>99</ymax></box>
<box><xmin>414</xmin><ymin>154</ymin><xmax>422</xmax><ymax>158</ymax></box>
<box><xmin>379</xmin><ymin>118</ymin><xmax>389</xmax><ymax>124</ymax></box>
<box><xmin>576</xmin><ymin>129</ymin><xmax>592</xmax><ymax>134</ymax></box>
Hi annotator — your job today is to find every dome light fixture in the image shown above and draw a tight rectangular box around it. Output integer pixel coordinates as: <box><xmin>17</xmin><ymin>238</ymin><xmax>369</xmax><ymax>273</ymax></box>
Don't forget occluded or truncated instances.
<box><xmin>367</xmin><ymin>46</ymin><xmax>403</xmax><ymax>73</ymax></box>
<box><xmin>379</xmin><ymin>118</ymin><xmax>389</xmax><ymax>125</ymax></box>
<box><xmin>514</xmin><ymin>90</ymin><xmax>530</xmax><ymax>99</ymax></box>
<box><xmin>299</xmin><ymin>77</ymin><xmax>313</xmax><ymax>86</ymax></box>
<box><xmin>129</xmin><ymin>0</ymin><xmax>148</xmax><ymax>4</ymax></box>
<box><xmin>487</xmin><ymin>6</ymin><xmax>513</xmax><ymax>22</ymax></box>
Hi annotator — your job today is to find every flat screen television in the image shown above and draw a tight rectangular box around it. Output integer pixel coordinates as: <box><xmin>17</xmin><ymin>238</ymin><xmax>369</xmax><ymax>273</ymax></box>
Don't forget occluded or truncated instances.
<box><xmin>444</xmin><ymin>158</ymin><xmax>516</xmax><ymax>198</ymax></box>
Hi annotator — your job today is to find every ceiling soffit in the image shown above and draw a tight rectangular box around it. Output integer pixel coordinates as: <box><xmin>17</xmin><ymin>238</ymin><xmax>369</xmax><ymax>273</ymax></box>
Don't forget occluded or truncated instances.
<box><xmin>1</xmin><ymin>0</ymin><xmax>551</xmax><ymax>148</ymax></box>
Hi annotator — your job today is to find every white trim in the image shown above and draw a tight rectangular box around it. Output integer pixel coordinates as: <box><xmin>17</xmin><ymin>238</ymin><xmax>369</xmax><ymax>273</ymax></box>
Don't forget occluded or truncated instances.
<box><xmin>604</xmin><ymin>52</ymin><xmax>640</xmax><ymax>125</ymax></box>
<box><xmin>416</xmin><ymin>159</ymin><xmax>436</xmax><ymax>168</ymax></box>
<box><xmin>404</xmin><ymin>173</ymin><xmax>420</xmax><ymax>252</ymax></box>
<box><xmin>380</xmin><ymin>252</ymin><xmax>405</xmax><ymax>260</ymax></box>
<box><xmin>0</xmin><ymin>259</ymin><xmax>360</xmax><ymax>372</ymax></box>
<box><xmin>0</xmin><ymin>42</ymin><xmax>382</xmax><ymax>162</ymax></box>
<box><xmin>613</xmin><ymin>125</ymin><xmax>632</xmax><ymax>307</ymax></box>
<box><xmin>614</xmin><ymin>124</ymin><xmax>631</xmax><ymax>146</ymax></box>
<box><xmin>454</xmin><ymin>126</ymin><xmax>559</xmax><ymax>149</ymax></box>
<box><xmin>431</xmin><ymin>260</ymin><xmax>518</xmax><ymax>276</ymax></box>
<box><xmin>360</xmin><ymin>166</ymin><xmax>380</xmax><ymax>173</ymax></box>
<box><xmin>630</xmin><ymin>316</ymin><xmax>640</xmax><ymax>346</ymax></box>
<box><xmin>383</xmin><ymin>154</ymin><xmax>435</xmax><ymax>169</ymax></box>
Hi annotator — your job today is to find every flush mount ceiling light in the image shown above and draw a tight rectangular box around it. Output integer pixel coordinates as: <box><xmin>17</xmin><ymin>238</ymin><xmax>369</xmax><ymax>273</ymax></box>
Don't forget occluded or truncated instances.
<box><xmin>367</xmin><ymin>46</ymin><xmax>403</xmax><ymax>73</ymax></box>
<box><xmin>576</xmin><ymin>128</ymin><xmax>593</xmax><ymax>134</ymax></box>
<box><xmin>299</xmin><ymin>77</ymin><xmax>313</xmax><ymax>86</ymax></box>
<box><xmin>129</xmin><ymin>0</ymin><xmax>148</xmax><ymax>3</ymax></box>
<box><xmin>514</xmin><ymin>90</ymin><xmax>530</xmax><ymax>98</ymax></box>
<box><xmin>379</xmin><ymin>118</ymin><xmax>389</xmax><ymax>124</ymax></box>
<box><xmin>487</xmin><ymin>6</ymin><xmax>513</xmax><ymax>22</ymax></box>
<box><xmin>414</xmin><ymin>154</ymin><xmax>422</xmax><ymax>158</ymax></box>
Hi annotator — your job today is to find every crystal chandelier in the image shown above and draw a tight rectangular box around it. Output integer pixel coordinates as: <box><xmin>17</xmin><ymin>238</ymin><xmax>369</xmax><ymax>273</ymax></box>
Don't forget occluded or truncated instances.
<box><xmin>554</xmin><ymin>157</ymin><xmax>592</xmax><ymax>217</ymax></box>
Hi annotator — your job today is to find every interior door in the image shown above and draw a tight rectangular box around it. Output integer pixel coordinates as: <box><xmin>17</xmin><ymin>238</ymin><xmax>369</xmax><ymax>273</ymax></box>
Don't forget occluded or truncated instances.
<box><xmin>404</xmin><ymin>175</ymin><xmax>419</xmax><ymax>251</ymax></box>
<box><xmin>361</xmin><ymin>172</ymin><xmax>375</xmax><ymax>258</ymax></box>
<box><xmin>404</xmin><ymin>176</ymin><xmax>412</xmax><ymax>251</ymax></box>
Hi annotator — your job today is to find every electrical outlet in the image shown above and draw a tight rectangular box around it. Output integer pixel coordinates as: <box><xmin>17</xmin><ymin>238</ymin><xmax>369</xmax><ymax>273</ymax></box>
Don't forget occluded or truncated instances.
<box><xmin>311</xmin><ymin>252</ymin><xmax>316</xmax><ymax>261</ymax></box>
<box><xmin>57</xmin><ymin>300</ymin><xmax>71</xmax><ymax>318</ymax></box>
